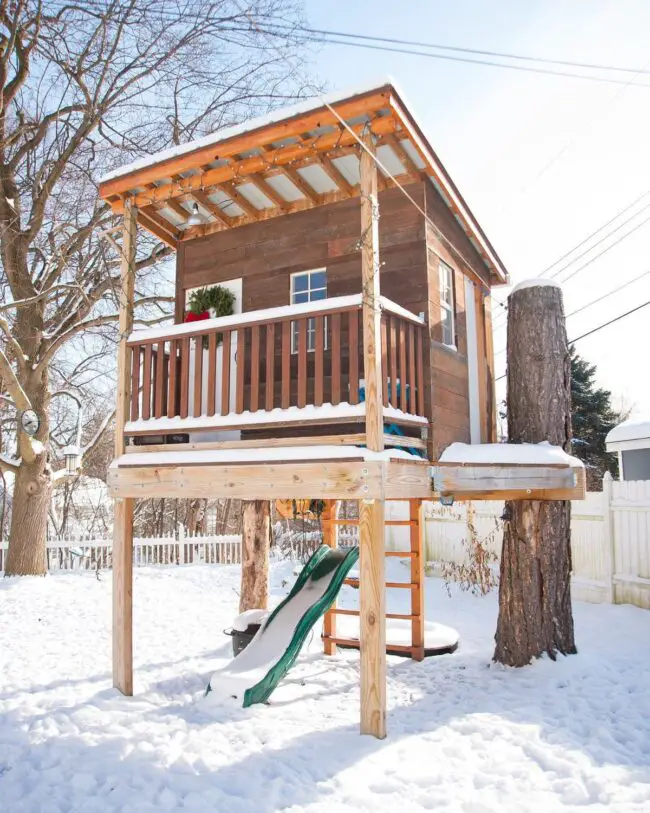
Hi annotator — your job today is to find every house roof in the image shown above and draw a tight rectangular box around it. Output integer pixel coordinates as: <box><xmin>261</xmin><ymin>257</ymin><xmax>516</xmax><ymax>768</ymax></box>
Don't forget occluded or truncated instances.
<box><xmin>98</xmin><ymin>78</ymin><xmax>509</xmax><ymax>285</ymax></box>
<box><xmin>606</xmin><ymin>417</ymin><xmax>650</xmax><ymax>451</ymax></box>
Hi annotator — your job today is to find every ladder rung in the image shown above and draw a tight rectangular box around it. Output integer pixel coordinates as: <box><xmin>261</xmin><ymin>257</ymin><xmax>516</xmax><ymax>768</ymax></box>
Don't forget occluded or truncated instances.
<box><xmin>322</xmin><ymin>636</ymin><xmax>419</xmax><ymax>656</ymax></box>
<box><xmin>386</xmin><ymin>581</ymin><xmax>418</xmax><ymax>589</ymax></box>
<box><xmin>328</xmin><ymin>608</ymin><xmax>359</xmax><ymax>616</ymax></box>
<box><xmin>384</xmin><ymin>551</ymin><xmax>416</xmax><ymax>558</ymax></box>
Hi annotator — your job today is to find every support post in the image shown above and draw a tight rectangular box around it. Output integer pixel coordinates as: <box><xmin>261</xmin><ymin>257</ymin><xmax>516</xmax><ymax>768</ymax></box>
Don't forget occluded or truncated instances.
<box><xmin>410</xmin><ymin>499</ymin><xmax>425</xmax><ymax>660</ymax></box>
<box><xmin>359</xmin><ymin>497</ymin><xmax>386</xmax><ymax>738</ymax></box>
<box><xmin>113</xmin><ymin>200</ymin><xmax>137</xmax><ymax>695</ymax></box>
<box><xmin>322</xmin><ymin>499</ymin><xmax>337</xmax><ymax>655</ymax></box>
<box><xmin>359</xmin><ymin>129</ymin><xmax>384</xmax><ymax>452</ymax></box>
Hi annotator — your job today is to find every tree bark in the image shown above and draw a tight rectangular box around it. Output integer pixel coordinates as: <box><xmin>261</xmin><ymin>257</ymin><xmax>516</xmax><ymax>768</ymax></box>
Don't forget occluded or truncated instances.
<box><xmin>494</xmin><ymin>282</ymin><xmax>577</xmax><ymax>667</ymax></box>
<box><xmin>5</xmin><ymin>456</ymin><xmax>50</xmax><ymax>576</ymax></box>
<box><xmin>239</xmin><ymin>499</ymin><xmax>270</xmax><ymax>613</ymax></box>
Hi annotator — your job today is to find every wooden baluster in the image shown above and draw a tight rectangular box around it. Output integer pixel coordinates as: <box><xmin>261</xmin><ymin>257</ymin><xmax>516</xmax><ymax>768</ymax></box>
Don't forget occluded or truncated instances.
<box><xmin>381</xmin><ymin>317</ymin><xmax>389</xmax><ymax>407</ymax></box>
<box><xmin>265</xmin><ymin>323</ymin><xmax>275</xmax><ymax>411</ymax></box>
<box><xmin>281</xmin><ymin>321</ymin><xmax>290</xmax><ymax>408</ymax></box>
<box><xmin>167</xmin><ymin>340</ymin><xmax>178</xmax><ymax>418</ymax></box>
<box><xmin>142</xmin><ymin>344</ymin><xmax>153</xmax><ymax>420</ymax></box>
<box><xmin>331</xmin><ymin>312</ymin><xmax>341</xmax><ymax>405</ymax></box>
<box><xmin>207</xmin><ymin>332</ymin><xmax>217</xmax><ymax>416</ymax></box>
<box><xmin>236</xmin><ymin>327</ymin><xmax>246</xmax><ymax>414</ymax></box>
<box><xmin>297</xmin><ymin>318</ymin><xmax>307</xmax><ymax>408</ymax></box>
<box><xmin>179</xmin><ymin>337</ymin><xmax>190</xmax><ymax>419</ymax></box>
<box><xmin>193</xmin><ymin>336</ymin><xmax>203</xmax><ymax>417</ymax></box>
<box><xmin>408</xmin><ymin>324</ymin><xmax>416</xmax><ymax>414</ymax></box>
<box><xmin>221</xmin><ymin>331</ymin><xmax>231</xmax><ymax>415</ymax></box>
<box><xmin>250</xmin><ymin>324</ymin><xmax>260</xmax><ymax>412</ymax></box>
<box><xmin>399</xmin><ymin>320</ymin><xmax>407</xmax><ymax>412</ymax></box>
<box><xmin>130</xmin><ymin>344</ymin><xmax>141</xmax><ymax>421</ymax></box>
<box><xmin>389</xmin><ymin>315</ymin><xmax>398</xmax><ymax>408</ymax></box>
<box><xmin>416</xmin><ymin>327</ymin><xmax>425</xmax><ymax>416</ymax></box>
<box><xmin>314</xmin><ymin>314</ymin><xmax>324</xmax><ymax>407</ymax></box>
<box><xmin>155</xmin><ymin>341</ymin><xmax>165</xmax><ymax>418</ymax></box>
<box><xmin>349</xmin><ymin>309</ymin><xmax>359</xmax><ymax>405</ymax></box>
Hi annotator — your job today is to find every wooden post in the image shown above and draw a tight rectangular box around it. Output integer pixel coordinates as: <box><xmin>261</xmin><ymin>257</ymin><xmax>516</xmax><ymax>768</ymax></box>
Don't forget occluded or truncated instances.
<box><xmin>359</xmin><ymin>497</ymin><xmax>386</xmax><ymax>738</ymax></box>
<box><xmin>359</xmin><ymin>129</ymin><xmax>386</xmax><ymax>738</ymax></box>
<box><xmin>359</xmin><ymin>129</ymin><xmax>384</xmax><ymax>452</ymax></box>
<box><xmin>322</xmin><ymin>499</ymin><xmax>337</xmax><ymax>655</ymax></box>
<box><xmin>410</xmin><ymin>498</ymin><xmax>425</xmax><ymax>661</ymax></box>
<box><xmin>494</xmin><ymin>280</ymin><xmax>576</xmax><ymax>667</ymax></box>
<box><xmin>113</xmin><ymin>200</ymin><xmax>137</xmax><ymax>696</ymax></box>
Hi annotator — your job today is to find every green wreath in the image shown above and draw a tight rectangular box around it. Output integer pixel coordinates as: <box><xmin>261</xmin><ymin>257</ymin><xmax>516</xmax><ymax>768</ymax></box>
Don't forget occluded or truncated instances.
<box><xmin>186</xmin><ymin>285</ymin><xmax>236</xmax><ymax>347</ymax></box>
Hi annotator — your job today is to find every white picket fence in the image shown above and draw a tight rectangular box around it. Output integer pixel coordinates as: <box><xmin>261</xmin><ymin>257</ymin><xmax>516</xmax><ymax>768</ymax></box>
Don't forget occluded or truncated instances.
<box><xmin>384</xmin><ymin>475</ymin><xmax>650</xmax><ymax>610</ymax></box>
<box><xmin>0</xmin><ymin>531</ymin><xmax>243</xmax><ymax>572</ymax></box>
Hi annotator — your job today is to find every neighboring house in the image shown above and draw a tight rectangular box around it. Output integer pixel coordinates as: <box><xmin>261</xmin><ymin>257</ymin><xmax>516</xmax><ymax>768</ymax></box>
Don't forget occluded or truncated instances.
<box><xmin>50</xmin><ymin>475</ymin><xmax>112</xmax><ymax>537</ymax></box>
<box><xmin>606</xmin><ymin>418</ymin><xmax>650</xmax><ymax>481</ymax></box>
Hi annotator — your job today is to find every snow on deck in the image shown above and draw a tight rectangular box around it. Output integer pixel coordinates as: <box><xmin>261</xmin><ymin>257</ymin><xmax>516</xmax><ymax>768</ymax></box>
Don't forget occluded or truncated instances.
<box><xmin>124</xmin><ymin>402</ymin><xmax>428</xmax><ymax>436</ymax></box>
<box><xmin>439</xmin><ymin>441</ymin><xmax>584</xmax><ymax>468</ymax></box>
<box><xmin>115</xmin><ymin>445</ymin><xmax>421</xmax><ymax>468</ymax></box>
<box><xmin>1</xmin><ymin>560</ymin><xmax>649</xmax><ymax>812</ymax></box>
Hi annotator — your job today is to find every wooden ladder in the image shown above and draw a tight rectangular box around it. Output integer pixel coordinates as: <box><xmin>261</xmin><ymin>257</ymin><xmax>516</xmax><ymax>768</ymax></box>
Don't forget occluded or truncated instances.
<box><xmin>321</xmin><ymin>498</ymin><xmax>425</xmax><ymax>661</ymax></box>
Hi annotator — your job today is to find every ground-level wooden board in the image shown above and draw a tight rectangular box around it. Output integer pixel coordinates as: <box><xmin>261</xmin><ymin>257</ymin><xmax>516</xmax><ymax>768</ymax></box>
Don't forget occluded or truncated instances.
<box><xmin>107</xmin><ymin>459</ymin><xmax>433</xmax><ymax>501</ymax></box>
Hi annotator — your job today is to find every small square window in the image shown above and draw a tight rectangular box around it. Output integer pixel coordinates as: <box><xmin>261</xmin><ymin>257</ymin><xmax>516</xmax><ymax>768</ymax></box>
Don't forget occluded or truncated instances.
<box><xmin>291</xmin><ymin>269</ymin><xmax>328</xmax><ymax>352</ymax></box>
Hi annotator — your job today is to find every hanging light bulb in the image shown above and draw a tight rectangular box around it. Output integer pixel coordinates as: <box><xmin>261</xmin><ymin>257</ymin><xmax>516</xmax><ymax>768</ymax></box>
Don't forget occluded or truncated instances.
<box><xmin>186</xmin><ymin>202</ymin><xmax>203</xmax><ymax>226</ymax></box>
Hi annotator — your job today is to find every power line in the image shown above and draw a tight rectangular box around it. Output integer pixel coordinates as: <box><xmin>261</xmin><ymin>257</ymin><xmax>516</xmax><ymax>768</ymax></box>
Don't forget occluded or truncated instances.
<box><xmin>284</xmin><ymin>25</ymin><xmax>650</xmax><ymax>77</ymax></box>
<box><xmin>52</xmin><ymin>4</ymin><xmax>650</xmax><ymax>89</ymax></box>
<box><xmin>495</xmin><ymin>297</ymin><xmax>650</xmax><ymax>380</ymax></box>
<box><xmin>491</xmin><ymin>192</ymin><xmax>650</xmax><ymax>329</ymax></box>
<box><xmin>494</xmin><ymin>266</ymin><xmax>650</xmax><ymax>355</ymax></box>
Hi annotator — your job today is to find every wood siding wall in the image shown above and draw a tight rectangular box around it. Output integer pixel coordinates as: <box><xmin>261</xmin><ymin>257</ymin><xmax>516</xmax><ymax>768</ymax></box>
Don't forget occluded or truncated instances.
<box><xmin>176</xmin><ymin>180</ymin><xmax>498</xmax><ymax>453</ymax></box>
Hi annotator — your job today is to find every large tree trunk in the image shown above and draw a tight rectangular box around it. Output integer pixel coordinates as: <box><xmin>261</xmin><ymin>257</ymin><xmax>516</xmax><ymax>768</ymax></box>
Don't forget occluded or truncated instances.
<box><xmin>5</xmin><ymin>455</ymin><xmax>51</xmax><ymax>576</ymax></box>
<box><xmin>494</xmin><ymin>281</ymin><xmax>577</xmax><ymax>667</ymax></box>
<box><xmin>239</xmin><ymin>500</ymin><xmax>270</xmax><ymax>613</ymax></box>
<box><xmin>5</xmin><ymin>366</ymin><xmax>51</xmax><ymax>577</ymax></box>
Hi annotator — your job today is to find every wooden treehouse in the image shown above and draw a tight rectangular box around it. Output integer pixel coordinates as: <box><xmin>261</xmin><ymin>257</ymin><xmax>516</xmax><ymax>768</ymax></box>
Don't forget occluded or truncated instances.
<box><xmin>99</xmin><ymin>80</ymin><xmax>582</xmax><ymax>738</ymax></box>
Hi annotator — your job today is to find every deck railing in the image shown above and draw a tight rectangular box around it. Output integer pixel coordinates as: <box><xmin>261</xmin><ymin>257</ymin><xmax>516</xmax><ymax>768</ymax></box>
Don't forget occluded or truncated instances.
<box><xmin>124</xmin><ymin>294</ymin><xmax>427</xmax><ymax>437</ymax></box>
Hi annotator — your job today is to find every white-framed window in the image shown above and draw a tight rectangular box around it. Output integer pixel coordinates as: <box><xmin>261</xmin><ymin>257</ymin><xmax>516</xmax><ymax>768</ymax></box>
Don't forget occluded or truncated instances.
<box><xmin>439</xmin><ymin>260</ymin><xmax>456</xmax><ymax>347</ymax></box>
<box><xmin>290</xmin><ymin>268</ymin><xmax>327</xmax><ymax>352</ymax></box>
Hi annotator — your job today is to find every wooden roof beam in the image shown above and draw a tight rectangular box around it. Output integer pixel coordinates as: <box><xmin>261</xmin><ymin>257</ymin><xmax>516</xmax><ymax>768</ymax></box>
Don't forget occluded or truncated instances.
<box><xmin>108</xmin><ymin>116</ymin><xmax>398</xmax><ymax>213</ymax></box>
<box><xmin>381</xmin><ymin>133</ymin><xmax>423</xmax><ymax>177</ymax></box>
<box><xmin>245</xmin><ymin>174</ymin><xmax>291</xmax><ymax>211</ymax></box>
<box><xmin>155</xmin><ymin>197</ymin><xmax>190</xmax><ymax>223</ymax></box>
<box><xmin>137</xmin><ymin>208</ymin><xmax>179</xmax><ymax>248</ymax></box>
<box><xmin>312</xmin><ymin>153</ymin><xmax>356</xmax><ymax>198</ymax></box>
<box><xmin>276</xmin><ymin>166</ymin><xmax>321</xmax><ymax>203</ymax></box>
<box><xmin>99</xmin><ymin>89</ymin><xmax>392</xmax><ymax>199</ymax></box>
<box><xmin>212</xmin><ymin>181</ymin><xmax>263</xmax><ymax>219</ymax></box>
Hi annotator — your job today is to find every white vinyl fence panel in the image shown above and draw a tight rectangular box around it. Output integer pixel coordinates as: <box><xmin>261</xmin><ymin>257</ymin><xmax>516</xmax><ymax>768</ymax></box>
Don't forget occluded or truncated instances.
<box><xmin>385</xmin><ymin>475</ymin><xmax>650</xmax><ymax>610</ymax></box>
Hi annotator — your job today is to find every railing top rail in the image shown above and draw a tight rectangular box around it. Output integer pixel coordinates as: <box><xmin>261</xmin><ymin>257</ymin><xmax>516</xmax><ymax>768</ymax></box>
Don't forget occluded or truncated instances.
<box><xmin>379</xmin><ymin>297</ymin><xmax>425</xmax><ymax>325</ymax></box>
<box><xmin>127</xmin><ymin>294</ymin><xmax>363</xmax><ymax>345</ymax></box>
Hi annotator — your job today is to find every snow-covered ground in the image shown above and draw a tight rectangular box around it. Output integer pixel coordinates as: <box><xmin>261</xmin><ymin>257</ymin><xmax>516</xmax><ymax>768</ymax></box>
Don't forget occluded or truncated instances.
<box><xmin>1</xmin><ymin>560</ymin><xmax>650</xmax><ymax>812</ymax></box>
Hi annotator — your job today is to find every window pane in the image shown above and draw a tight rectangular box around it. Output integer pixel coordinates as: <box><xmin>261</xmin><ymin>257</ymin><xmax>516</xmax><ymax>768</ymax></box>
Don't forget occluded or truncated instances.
<box><xmin>311</xmin><ymin>270</ymin><xmax>327</xmax><ymax>289</ymax></box>
<box><xmin>441</xmin><ymin>306</ymin><xmax>454</xmax><ymax>346</ymax></box>
<box><xmin>311</xmin><ymin>288</ymin><xmax>327</xmax><ymax>301</ymax></box>
<box><xmin>293</xmin><ymin>274</ymin><xmax>308</xmax><ymax>293</ymax></box>
<box><xmin>293</xmin><ymin>291</ymin><xmax>309</xmax><ymax>304</ymax></box>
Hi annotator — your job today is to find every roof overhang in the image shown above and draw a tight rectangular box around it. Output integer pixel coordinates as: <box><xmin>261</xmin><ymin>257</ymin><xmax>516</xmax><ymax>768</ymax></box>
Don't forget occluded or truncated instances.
<box><xmin>98</xmin><ymin>80</ymin><xmax>509</xmax><ymax>286</ymax></box>
<box><xmin>606</xmin><ymin>418</ymin><xmax>650</xmax><ymax>453</ymax></box>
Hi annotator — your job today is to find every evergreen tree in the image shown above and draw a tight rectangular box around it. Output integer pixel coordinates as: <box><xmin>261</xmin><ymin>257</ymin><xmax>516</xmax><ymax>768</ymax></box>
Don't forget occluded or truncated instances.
<box><xmin>570</xmin><ymin>346</ymin><xmax>620</xmax><ymax>487</ymax></box>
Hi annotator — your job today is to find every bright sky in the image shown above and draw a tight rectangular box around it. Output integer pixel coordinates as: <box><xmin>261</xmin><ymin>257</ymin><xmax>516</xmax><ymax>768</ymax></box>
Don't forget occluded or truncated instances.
<box><xmin>303</xmin><ymin>0</ymin><xmax>650</xmax><ymax>417</ymax></box>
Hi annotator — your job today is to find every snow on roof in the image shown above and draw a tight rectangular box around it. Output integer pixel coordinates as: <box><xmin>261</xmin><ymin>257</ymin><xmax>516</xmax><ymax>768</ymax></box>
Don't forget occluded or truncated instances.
<box><xmin>510</xmin><ymin>278</ymin><xmax>562</xmax><ymax>295</ymax></box>
<box><xmin>438</xmin><ymin>442</ymin><xmax>584</xmax><ymax>468</ymax></box>
<box><xmin>99</xmin><ymin>76</ymin><xmax>399</xmax><ymax>185</ymax></box>
<box><xmin>606</xmin><ymin>418</ymin><xmax>650</xmax><ymax>445</ymax></box>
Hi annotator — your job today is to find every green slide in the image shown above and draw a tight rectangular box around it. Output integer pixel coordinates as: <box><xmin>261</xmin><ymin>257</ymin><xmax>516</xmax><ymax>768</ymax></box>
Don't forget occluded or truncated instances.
<box><xmin>208</xmin><ymin>544</ymin><xmax>359</xmax><ymax>707</ymax></box>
